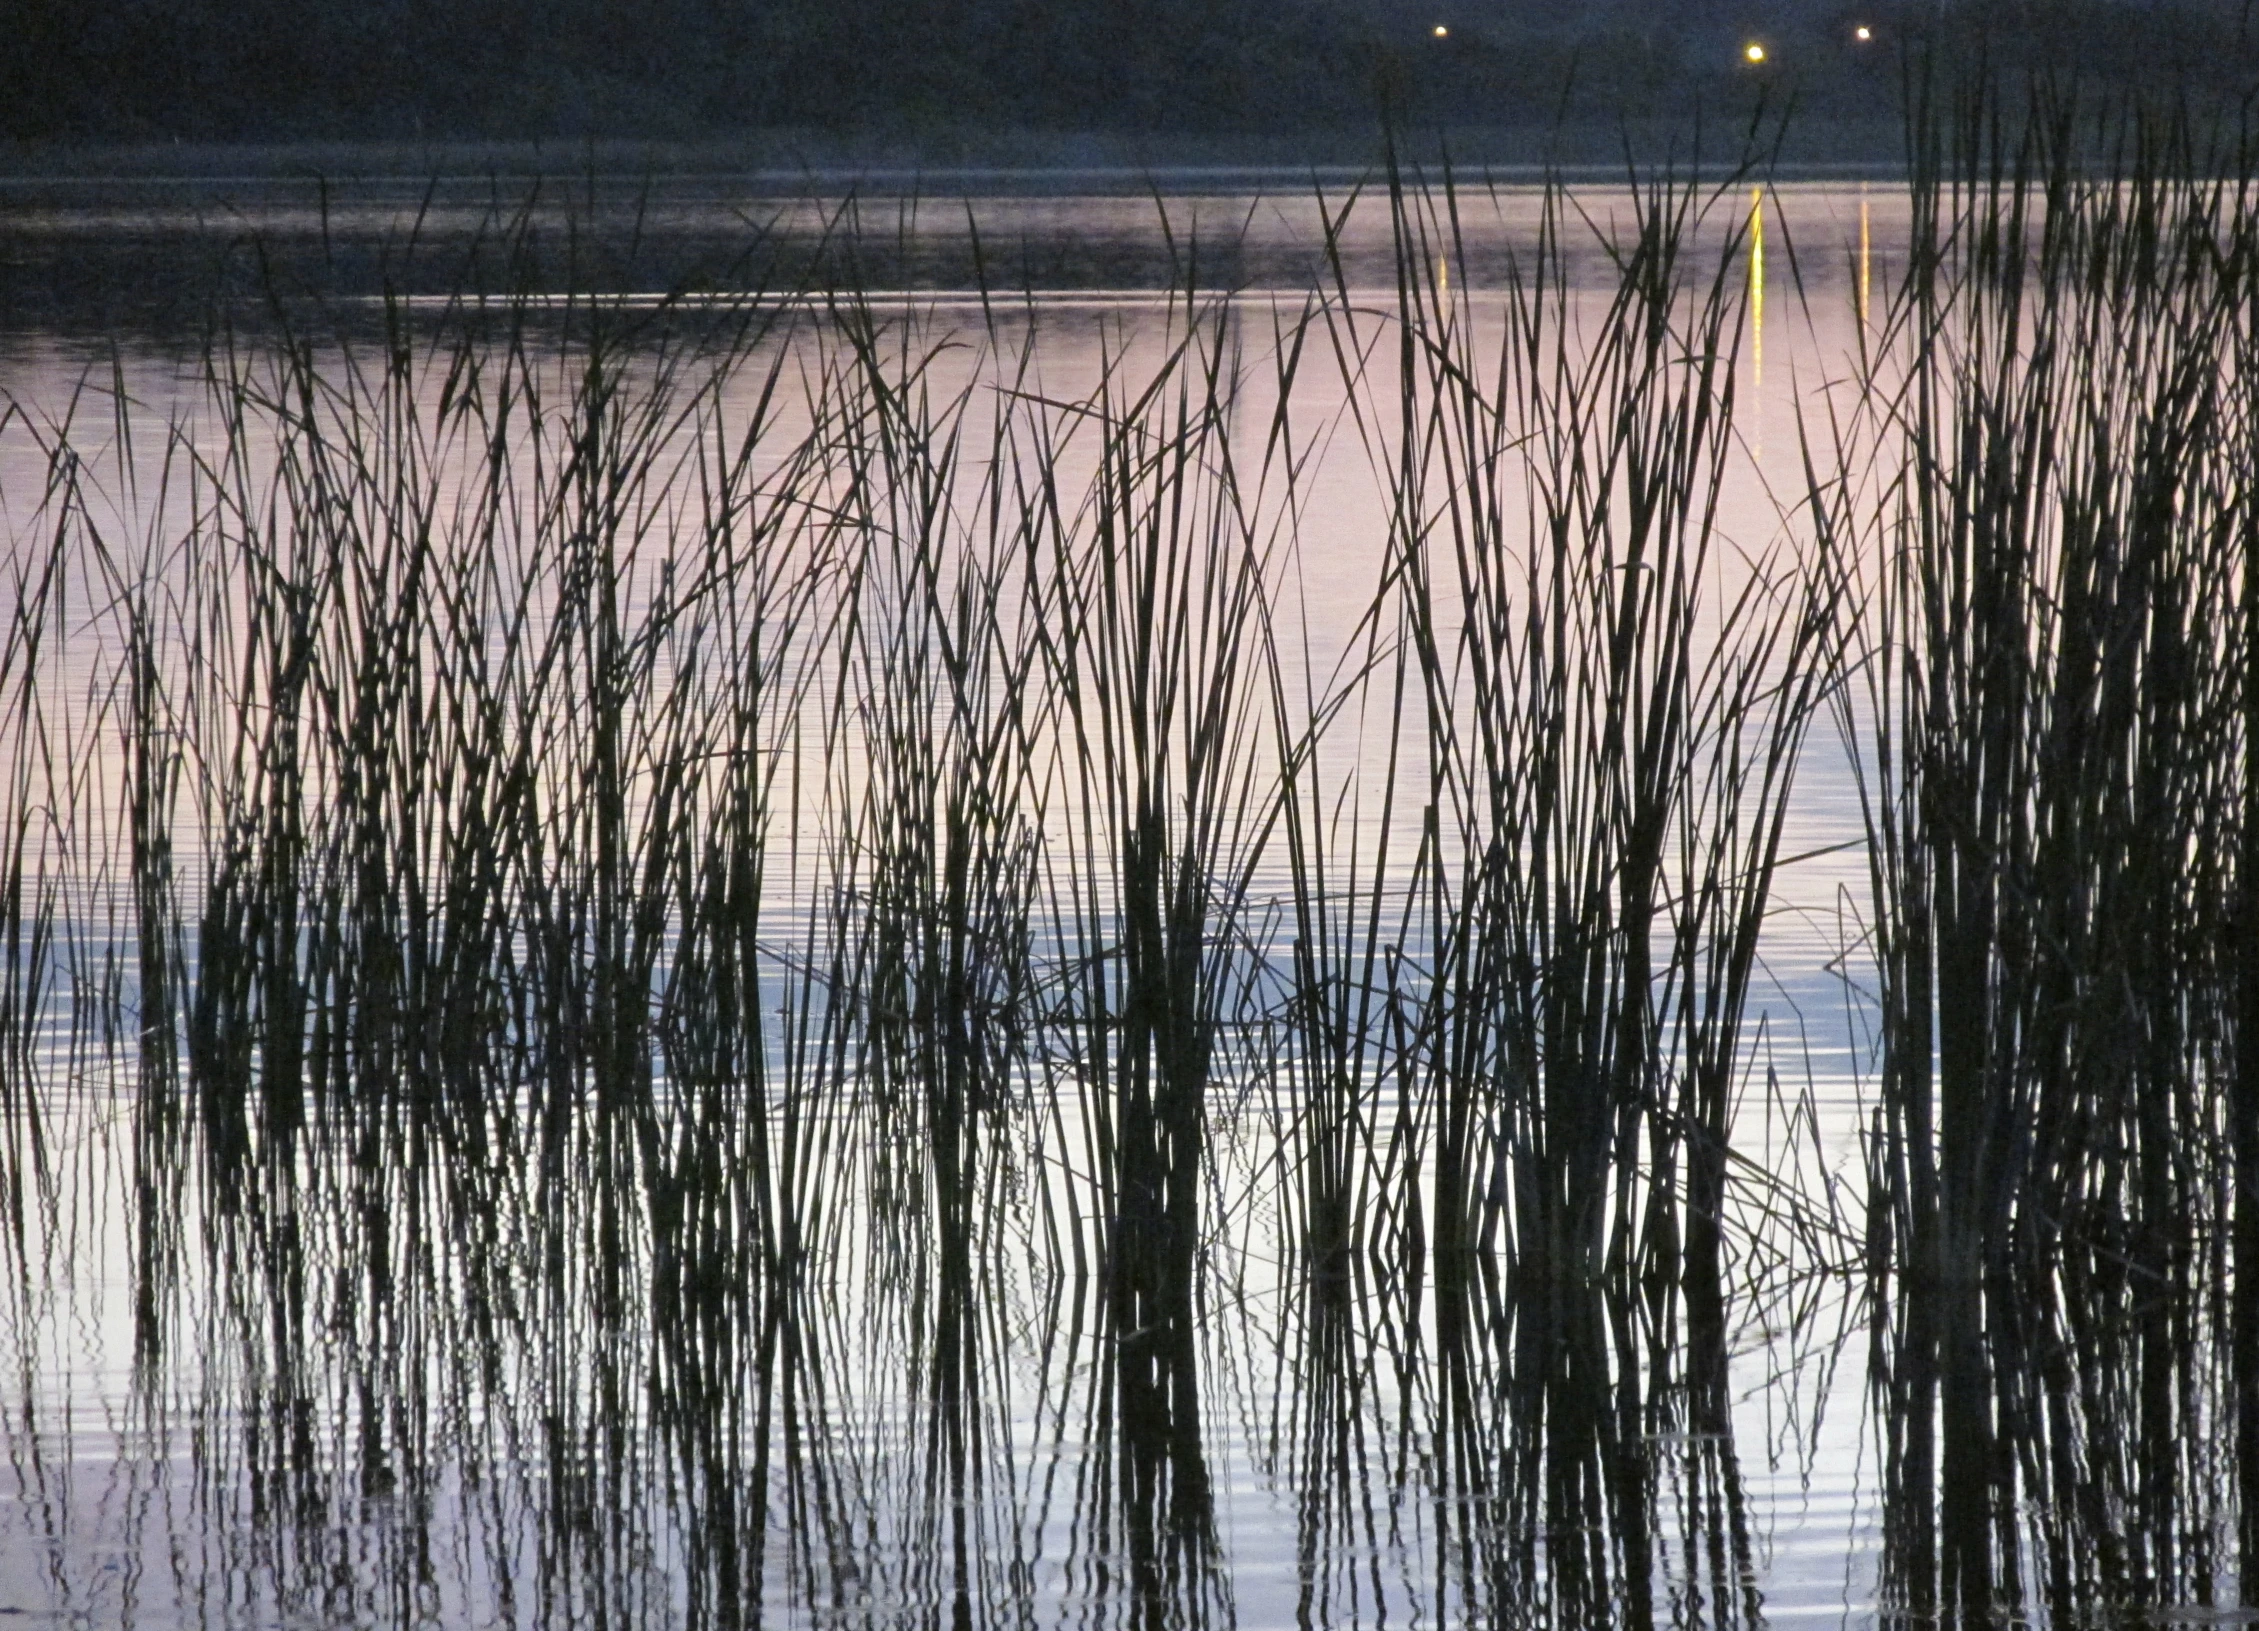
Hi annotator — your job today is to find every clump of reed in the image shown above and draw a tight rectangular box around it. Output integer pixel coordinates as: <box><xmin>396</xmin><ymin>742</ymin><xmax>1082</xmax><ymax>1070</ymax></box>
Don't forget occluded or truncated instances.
<box><xmin>1305</xmin><ymin>147</ymin><xmax>1852</xmax><ymax>1617</ymax></box>
<box><xmin>1835</xmin><ymin>76</ymin><xmax>2259</xmax><ymax>1618</ymax></box>
<box><xmin>0</xmin><ymin>159</ymin><xmax>1858</xmax><ymax>1624</ymax></box>
<box><xmin>1345</xmin><ymin>149</ymin><xmax>1846</xmax><ymax>1308</ymax></box>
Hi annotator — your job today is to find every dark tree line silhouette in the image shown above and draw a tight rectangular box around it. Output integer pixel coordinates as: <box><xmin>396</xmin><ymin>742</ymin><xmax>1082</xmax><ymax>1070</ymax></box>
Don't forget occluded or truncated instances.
<box><xmin>3</xmin><ymin>0</ymin><xmax>1378</xmax><ymax>139</ymax></box>
<box><xmin>0</xmin><ymin>0</ymin><xmax>2249</xmax><ymax>144</ymax></box>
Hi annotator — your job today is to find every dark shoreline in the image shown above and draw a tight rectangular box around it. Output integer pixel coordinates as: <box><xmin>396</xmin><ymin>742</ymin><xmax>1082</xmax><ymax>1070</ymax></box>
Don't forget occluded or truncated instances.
<box><xmin>0</xmin><ymin>120</ymin><xmax>1917</xmax><ymax>191</ymax></box>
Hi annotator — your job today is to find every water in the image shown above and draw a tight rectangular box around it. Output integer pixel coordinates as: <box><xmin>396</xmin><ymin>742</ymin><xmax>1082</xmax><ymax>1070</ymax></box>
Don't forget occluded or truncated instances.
<box><xmin>0</xmin><ymin>168</ymin><xmax>2239</xmax><ymax>1627</ymax></box>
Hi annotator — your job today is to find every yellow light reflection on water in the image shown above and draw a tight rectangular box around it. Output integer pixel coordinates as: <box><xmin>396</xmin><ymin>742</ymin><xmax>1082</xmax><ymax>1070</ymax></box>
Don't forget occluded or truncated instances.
<box><xmin>1859</xmin><ymin>184</ymin><xmax>1871</xmax><ymax>327</ymax></box>
<box><xmin>1748</xmin><ymin>186</ymin><xmax>1765</xmax><ymax>460</ymax></box>
<box><xmin>1749</xmin><ymin>186</ymin><xmax>1764</xmax><ymax>385</ymax></box>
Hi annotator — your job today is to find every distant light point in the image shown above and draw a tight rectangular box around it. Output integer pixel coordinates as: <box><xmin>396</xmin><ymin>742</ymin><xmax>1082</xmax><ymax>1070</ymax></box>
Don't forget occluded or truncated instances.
<box><xmin>1433</xmin><ymin>24</ymin><xmax>1449</xmax><ymax>37</ymax></box>
<box><xmin>1744</xmin><ymin>41</ymin><xmax>1767</xmax><ymax>63</ymax></box>
<box><xmin>1853</xmin><ymin>24</ymin><xmax>1873</xmax><ymax>41</ymax></box>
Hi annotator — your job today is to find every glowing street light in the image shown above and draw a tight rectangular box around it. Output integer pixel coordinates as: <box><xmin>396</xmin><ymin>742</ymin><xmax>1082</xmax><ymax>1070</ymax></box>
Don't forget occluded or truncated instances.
<box><xmin>1744</xmin><ymin>41</ymin><xmax>1768</xmax><ymax>63</ymax></box>
<box><xmin>1853</xmin><ymin>24</ymin><xmax>1873</xmax><ymax>41</ymax></box>
<box><xmin>1433</xmin><ymin>24</ymin><xmax>1449</xmax><ymax>37</ymax></box>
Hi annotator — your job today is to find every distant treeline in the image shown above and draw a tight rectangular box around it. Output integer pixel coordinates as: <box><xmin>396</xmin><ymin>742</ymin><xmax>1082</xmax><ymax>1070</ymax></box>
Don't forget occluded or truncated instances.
<box><xmin>3</xmin><ymin>0</ymin><xmax>2253</xmax><ymax>143</ymax></box>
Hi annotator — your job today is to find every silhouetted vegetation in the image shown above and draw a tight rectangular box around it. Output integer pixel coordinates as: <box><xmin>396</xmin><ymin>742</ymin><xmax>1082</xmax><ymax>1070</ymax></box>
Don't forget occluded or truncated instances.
<box><xmin>2</xmin><ymin>0</ymin><xmax>2252</xmax><ymax>146</ymax></box>
<box><xmin>1824</xmin><ymin>77</ymin><xmax>2259</xmax><ymax>1623</ymax></box>
<box><xmin>4</xmin><ymin>57</ymin><xmax>2259</xmax><ymax>1627</ymax></box>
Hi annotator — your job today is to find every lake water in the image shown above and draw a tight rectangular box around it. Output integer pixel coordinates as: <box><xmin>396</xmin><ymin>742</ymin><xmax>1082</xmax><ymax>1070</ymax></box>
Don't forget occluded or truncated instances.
<box><xmin>0</xmin><ymin>169</ymin><xmax>2237</xmax><ymax>1627</ymax></box>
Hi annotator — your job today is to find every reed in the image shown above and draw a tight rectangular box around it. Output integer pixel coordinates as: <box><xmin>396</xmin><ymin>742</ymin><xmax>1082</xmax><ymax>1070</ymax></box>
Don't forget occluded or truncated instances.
<box><xmin>1838</xmin><ymin>74</ymin><xmax>2259</xmax><ymax>1618</ymax></box>
<box><xmin>0</xmin><ymin>157</ymin><xmax>1875</xmax><ymax>1624</ymax></box>
<box><xmin>1357</xmin><ymin>147</ymin><xmax>1844</xmax><ymax>1313</ymax></box>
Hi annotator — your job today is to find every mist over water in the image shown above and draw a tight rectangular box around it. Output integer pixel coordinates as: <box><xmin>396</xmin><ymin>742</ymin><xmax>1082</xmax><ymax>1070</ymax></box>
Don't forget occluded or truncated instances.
<box><xmin>0</xmin><ymin>141</ymin><xmax>2250</xmax><ymax>1628</ymax></box>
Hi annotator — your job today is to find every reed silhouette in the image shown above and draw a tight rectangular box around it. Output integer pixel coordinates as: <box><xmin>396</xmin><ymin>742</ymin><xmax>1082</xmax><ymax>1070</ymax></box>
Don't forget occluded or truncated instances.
<box><xmin>1828</xmin><ymin>70</ymin><xmax>2258</xmax><ymax>1627</ymax></box>
<box><xmin>1</xmin><ymin>83</ymin><xmax>2254</xmax><ymax>1624</ymax></box>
